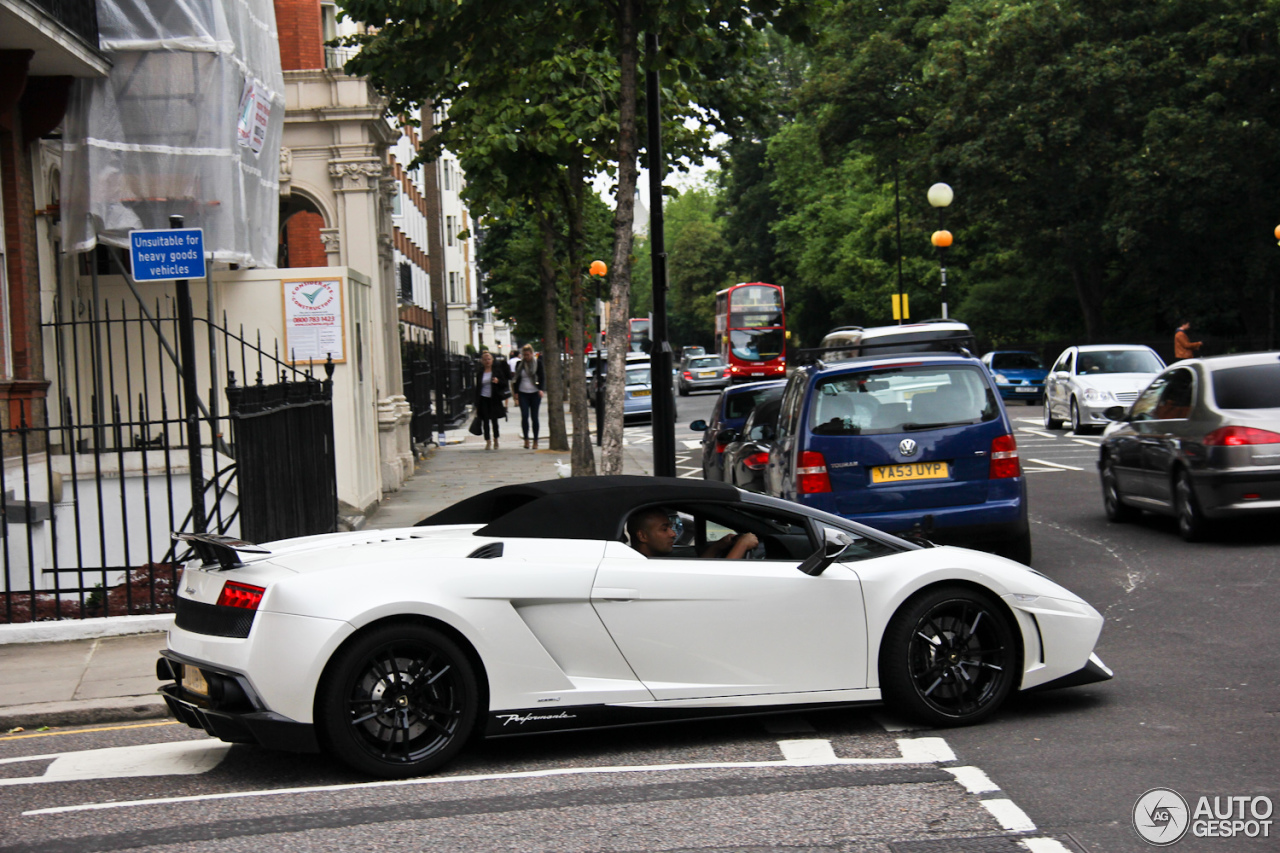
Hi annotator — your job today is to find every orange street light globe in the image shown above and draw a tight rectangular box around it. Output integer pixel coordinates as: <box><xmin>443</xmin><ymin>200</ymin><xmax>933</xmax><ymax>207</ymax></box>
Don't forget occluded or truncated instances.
<box><xmin>1274</xmin><ymin>224</ymin><xmax>1280</xmax><ymax>240</ymax></box>
<box><xmin>589</xmin><ymin>260</ymin><xmax>608</xmax><ymax>276</ymax></box>
<box><xmin>931</xmin><ymin>230</ymin><xmax>954</xmax><ymax>248</ymax></box>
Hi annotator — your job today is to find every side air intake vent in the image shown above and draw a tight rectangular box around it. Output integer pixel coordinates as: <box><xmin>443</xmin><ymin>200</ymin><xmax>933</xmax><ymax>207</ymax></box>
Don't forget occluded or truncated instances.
<box><xmin>467</xmin><ymin>543</ymin><xmax>504</xmax><ymax>559</ymax></box>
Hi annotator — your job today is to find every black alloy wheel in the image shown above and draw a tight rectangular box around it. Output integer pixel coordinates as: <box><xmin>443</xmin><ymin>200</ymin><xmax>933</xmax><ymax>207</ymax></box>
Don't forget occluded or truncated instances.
<box><xmin>1175</xmin><ymin>468</ymin><xmax>1209</xmax><ymax>542</ymax></box>
<box><xmin>318</xmin><ymin>624</ymin><xmax>478</xmax><ymax>778</ymax></box>
<box><xmin>1101</xmin><ymin>455</ymin><xmax>1139</xmax><ymax>523</ymax></box>
<box><xmin>880</xmin><ymin>587</ymin><xmax>1017</xmax><ymax>726</ymax></box>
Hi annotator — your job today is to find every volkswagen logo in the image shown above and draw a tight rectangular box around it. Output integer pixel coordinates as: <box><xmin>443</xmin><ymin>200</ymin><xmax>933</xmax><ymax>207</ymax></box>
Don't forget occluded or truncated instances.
<box><xmin>898</xmin><ymin>438</ymin><xmax>918</xmax><ymax>458</ymax></box>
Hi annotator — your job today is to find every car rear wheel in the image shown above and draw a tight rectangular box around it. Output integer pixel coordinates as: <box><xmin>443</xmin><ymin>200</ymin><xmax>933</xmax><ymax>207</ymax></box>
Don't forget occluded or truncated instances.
<box><xmin>318</xmin><ymin>623</ymin><xmax>478</xmax><ymax>778</ymax></box>
<box><xmin>1175</xmin><ymin>469</ymin><xmax>1210</xmax><ymax>542</ymax></box>
<box><xmin>1043</xmin><ymin>400</ymin><xmax>1063</xmax><ymax>430</ymax></box>
<box><xmin>1101</xmin><ymin>455</ymin><xmax>1139</xmax><ymax>523</ymax></box>
<box><xmin>880</xmin><ymin>586</ymin><xmax>1017</xmax><ymax>726</ymax></box>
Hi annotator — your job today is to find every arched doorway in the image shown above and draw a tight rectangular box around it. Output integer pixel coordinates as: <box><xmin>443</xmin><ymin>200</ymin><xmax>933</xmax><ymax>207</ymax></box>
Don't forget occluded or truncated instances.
<box><xmin>278</xmin><ymin>193</ymin><xmax>329</xmax><ymax>268</ymax></box>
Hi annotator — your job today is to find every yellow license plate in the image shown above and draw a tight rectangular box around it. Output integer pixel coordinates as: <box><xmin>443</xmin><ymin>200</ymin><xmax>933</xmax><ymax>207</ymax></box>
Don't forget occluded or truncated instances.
<box><xmin>870</xmin><ymin>461</ymin><xmax>950</xmax><ymax>484</ymax></box>
<box><xmin>632</xmin><ymin>389</ymin><xmax>651</xmax><ymax>397</ymax></box>
<box><xmin>181</xmin><ymin>665</ymin><xmax>210</xmax><ymax>697</ymax></box>
<box><xmin>698</xmin><ymin>371</ymin><xmax>715</xmax><ymax>377</ymax></box>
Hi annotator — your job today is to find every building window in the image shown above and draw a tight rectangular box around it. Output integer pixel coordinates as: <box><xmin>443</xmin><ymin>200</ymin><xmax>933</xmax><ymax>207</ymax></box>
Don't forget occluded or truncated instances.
<box><xmin>448</xmin><ymin>272</ymin><xmax>459</xmax><ymax>304</ymax></box>
<box><xmin>442</xmin><ymin>160</ymin><xmax>450</xmax><ymax>192</ymax></box>
<box><xmin>399</xmin><ymin>262</ymin><xmax>412</xmax><ymax>302</ymax></box>
<box><xmin>446</xmin><ymin>216</ymin><xmax>454</xmax><ymax>246</ymax></box>
<box><xmin>391</xmin><ymin>190</ymin><xmax>401</xmax><ymax>216</ymax></box>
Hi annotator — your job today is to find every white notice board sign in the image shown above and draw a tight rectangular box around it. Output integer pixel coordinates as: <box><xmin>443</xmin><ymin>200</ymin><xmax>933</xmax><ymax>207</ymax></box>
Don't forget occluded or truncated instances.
<box><xmin>282</xmin><ymin>277</ymin><xmax>346</xmax><ymax>364</ymax></box>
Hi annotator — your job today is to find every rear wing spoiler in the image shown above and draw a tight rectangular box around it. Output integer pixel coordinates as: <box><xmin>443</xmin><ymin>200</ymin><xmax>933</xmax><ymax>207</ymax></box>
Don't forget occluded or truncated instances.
<box><xmin>172</xmin><ymin>532</ymin><xmax>270</xmax><ymax>570</ymax></box>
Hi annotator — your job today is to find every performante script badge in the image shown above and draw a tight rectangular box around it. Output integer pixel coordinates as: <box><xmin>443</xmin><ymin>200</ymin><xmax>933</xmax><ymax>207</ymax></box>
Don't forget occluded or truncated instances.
<box><xmin>496</xmin><ymin>711</ymin><xmax>578</xmax><ymax>727</ymax></box>
<box><xmin>1134</xmin><ymin>788</ymin><xmax>1190</xmax><ymax>846</ymax></box>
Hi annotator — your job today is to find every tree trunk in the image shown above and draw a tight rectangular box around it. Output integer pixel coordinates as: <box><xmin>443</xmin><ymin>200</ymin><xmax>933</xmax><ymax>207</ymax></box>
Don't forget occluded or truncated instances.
<box><xmin>601</xmin><ymin>0</ymin><xmax>641</xmax><ymax>476</ymax></box>
<box><xmin>564</xmin><ymin>159</ymin><xmax>596</xmax><ymax>476</ymax></box>
<box><xmin>537</xmin><ymin>204</ymin><xmax>569</xmax><ymax>451</ymax></box>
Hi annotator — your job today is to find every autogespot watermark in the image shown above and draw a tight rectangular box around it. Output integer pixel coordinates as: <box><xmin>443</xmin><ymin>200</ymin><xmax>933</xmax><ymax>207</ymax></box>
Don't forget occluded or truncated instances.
<box><xmin>1134</xmin><ymin>788</ymin><xmax>1274</xmax><ymax>845</ymax></box>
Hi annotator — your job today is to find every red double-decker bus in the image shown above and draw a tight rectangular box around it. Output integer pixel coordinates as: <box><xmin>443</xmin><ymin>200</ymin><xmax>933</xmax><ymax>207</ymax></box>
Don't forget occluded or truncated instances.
<box><xmin>715</xmin><ymin>282</ymin><xmax>786</xmax><ymax>381</ymax></box>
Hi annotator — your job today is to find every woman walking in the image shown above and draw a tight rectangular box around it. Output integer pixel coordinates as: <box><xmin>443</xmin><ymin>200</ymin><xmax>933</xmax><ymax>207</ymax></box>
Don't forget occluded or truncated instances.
<box><xmin>474</xmin><ymin>350</ymin><xmax>511</xmax><ymax>449</ymax></box>
<box><xmin>511</xmin><ymin>344</ymin><xmax>546</xmax><ymax>449</ymax></box>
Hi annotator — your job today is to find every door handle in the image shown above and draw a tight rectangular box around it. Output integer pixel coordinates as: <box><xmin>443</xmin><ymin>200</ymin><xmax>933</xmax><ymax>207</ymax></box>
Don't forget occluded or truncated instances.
<box><xmin>593</xmin><ymin>588</ymin><xmax>638</xmax><ymax>601</ymax></box>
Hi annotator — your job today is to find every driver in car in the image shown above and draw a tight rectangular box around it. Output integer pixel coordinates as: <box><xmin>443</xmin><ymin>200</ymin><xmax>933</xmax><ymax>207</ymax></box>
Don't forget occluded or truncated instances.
<box><xmin>628</xmin><ymin>507</ymin><xmax>759</xmax><ymax>559</ymax></box>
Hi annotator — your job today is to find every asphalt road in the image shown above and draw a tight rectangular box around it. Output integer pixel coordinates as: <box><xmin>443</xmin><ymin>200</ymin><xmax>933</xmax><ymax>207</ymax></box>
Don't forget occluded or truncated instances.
<box><xmin>1</xmin><ymin>397</ymin><xmax>1274</xmax><ymax>852</ymax></box>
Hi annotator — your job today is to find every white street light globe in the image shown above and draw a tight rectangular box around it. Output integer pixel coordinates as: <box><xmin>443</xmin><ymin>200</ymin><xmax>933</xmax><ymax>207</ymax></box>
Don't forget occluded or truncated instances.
<box><xmin>928</xmin><ymin>182</ymin><xmax>954</xmax><ymax>208</ymax></box>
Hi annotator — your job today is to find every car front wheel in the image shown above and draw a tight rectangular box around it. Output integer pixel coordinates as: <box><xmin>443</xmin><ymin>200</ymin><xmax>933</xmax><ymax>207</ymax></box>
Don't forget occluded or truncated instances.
<box><xmin>1069</xmin><ymin>398</ymin><xmax>1088</xmax><ymax>434</ymax></box>
<box><xmin>879</xmin><ymin>587</ymin><xmax>1017</xmax><ymax>726</ymax></box>
<box><xmin>318</xmin><ymin>623</ymin><xmax>478</xmax><ymax>778</ymax></box>
<box><xmin>1101</xmin><ymin>455</ymin><xmax>1138</xmax><ymax>523</ymax></box>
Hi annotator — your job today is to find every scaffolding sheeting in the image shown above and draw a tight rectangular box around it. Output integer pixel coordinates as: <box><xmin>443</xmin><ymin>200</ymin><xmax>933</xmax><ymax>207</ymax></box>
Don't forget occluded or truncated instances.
<box><xmin>62</xmin><ymin>0</ymin><xmax>285</xmax><ymax>269</ymax></box>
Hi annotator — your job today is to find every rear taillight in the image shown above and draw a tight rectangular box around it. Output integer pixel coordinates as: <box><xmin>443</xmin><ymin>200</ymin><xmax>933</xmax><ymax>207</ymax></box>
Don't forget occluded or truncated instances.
<box><xmin>743</xmin><ymin>451</ymin><xmax>770</xmax><ymax>471</ymax></box>
<box><xmin>797</xmin><ymin>450</ymin><xmax>832</xmax><ymax>493</ymax></box>
<box><xmin>1203</xmin><ymin>426</ymin><xmax>1280</xmax><ymax>446</ymax></box>
<box><xmin>683</xmin><ymin>371</ymin><xmax>693</xmax><ymax>379</ymax></box>
<box><xmin>217</xmin><ymin>581</ymin><xmax>265</xmax><ymax>610</ymax></box>
<box><xmin>989</xmin><ymin>434</ymin><xmax>1021</xmax><ymax>479</ymax></box>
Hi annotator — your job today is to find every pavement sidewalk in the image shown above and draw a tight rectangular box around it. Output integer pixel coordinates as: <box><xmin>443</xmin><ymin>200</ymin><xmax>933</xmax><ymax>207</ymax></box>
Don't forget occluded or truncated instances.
<box><xmin>0</xmin><ymin>416</ymin><xmax>657</xmax><ymax>731</ymax></box>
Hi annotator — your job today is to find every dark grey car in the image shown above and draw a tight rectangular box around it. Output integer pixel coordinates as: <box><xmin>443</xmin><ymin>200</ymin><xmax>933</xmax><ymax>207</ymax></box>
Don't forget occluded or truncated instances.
<box><xmin>678</xmin><ymin>355</ymin><xmax>730</xmax><ymax>395</ymax></box>
<box><xmin>1097</xmin><ymin>352</ymin><xmax>1280</xmax><ymax>541</ymax></box>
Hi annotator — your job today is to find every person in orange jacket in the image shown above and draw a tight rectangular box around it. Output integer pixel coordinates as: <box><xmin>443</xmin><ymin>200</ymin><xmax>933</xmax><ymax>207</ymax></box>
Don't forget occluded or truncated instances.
<box><xmin>1174</xmin><ymin>320</ymin><xmax>1202</xmax><ymax>361</ymax></box>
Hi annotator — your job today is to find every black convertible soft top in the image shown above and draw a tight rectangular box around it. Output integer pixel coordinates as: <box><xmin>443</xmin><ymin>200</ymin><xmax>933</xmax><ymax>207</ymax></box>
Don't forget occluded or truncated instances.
<box><xmin>416</xmin><ymin>476</ymin><xmax>741</xmax><ymax>540</ymax></box>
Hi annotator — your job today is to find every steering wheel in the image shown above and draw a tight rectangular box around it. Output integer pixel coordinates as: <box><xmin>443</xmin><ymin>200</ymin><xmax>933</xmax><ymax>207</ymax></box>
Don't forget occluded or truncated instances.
<box><xmin>745</xmin><ymin>540</ymin><xmax>768</xmax><ymax>560</ymax></box>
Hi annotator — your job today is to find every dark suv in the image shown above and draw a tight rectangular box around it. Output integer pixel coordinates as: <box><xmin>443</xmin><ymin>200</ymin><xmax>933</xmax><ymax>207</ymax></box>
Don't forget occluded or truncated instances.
<box><xmin>765</xmin><ymin>352</ymin><xmax>1031</xmax><ymax>563</ymax></box>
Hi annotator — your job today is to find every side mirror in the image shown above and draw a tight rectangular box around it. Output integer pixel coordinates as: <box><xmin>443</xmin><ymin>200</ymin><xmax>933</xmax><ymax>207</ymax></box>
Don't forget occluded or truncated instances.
<box><xmin>1103</xmin><ymin>405</ymin><xmax>1127</xmax><ymax>422</ymax></box>
<box><xmin>690</xmin><ymin>419</ymin><xmax>708</xmax><ymax>432</ymax></box>
<box><xmin>798</xmin><ymin>540</ymin><xmax>846</xmax><ymax>576</ymax></box>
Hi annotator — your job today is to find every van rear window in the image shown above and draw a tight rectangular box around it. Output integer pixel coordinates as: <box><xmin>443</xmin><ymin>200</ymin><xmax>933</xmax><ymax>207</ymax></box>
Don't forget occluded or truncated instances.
<box><xmin>1213</xmin><ymin>363</ymin><xmax>1280</xmax><ymax>409</ymax></box>
<box><xmin>810</xmin><ymin>365</ymin><xmax>998</xmax><ymax>435</ymax></box>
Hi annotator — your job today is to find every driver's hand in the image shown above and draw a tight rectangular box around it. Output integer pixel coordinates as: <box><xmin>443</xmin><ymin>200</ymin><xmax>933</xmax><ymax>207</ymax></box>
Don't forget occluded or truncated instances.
<box><xmin>726</xmin><ymin>532</ymin><xmax>759</xmax><ymax>559</ymax></box>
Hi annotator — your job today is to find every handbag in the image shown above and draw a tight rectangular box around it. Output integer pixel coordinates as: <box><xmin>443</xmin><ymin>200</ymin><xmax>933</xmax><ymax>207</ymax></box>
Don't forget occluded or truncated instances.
<box><xmin>468</xmin><ymin>415</ymin><xmax>483</xmax><ymax>436</ymax></box>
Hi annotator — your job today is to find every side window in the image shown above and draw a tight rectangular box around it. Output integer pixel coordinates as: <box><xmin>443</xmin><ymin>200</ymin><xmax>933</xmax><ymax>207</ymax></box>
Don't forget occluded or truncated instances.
<box><xmin>1051</xmin><ymin>351</ymin><xmax>1070</xmax><ymax>373</ymax></box>
<box><xmin>819</xmin><ymin>523</ymin><xmax>903</xmax><ymax>562</ymax></box>
<box><xmin>776</xmin><ymin>375</ymin><xmax>806</xmax><ymax>440</ymax></box>
<box><xmin>1130</xmin><ymin>376</ymin><xmax>1168</xmax><ymax>422</ymax></box>
<box><xmin>1153</xmin><ymin>368</ymin><xmax>1194</xmax><ymax>420</ymax></box>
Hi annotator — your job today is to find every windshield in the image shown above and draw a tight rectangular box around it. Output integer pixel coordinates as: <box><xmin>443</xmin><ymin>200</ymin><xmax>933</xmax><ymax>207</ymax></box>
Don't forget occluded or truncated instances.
<box><xmin>991</xmin><ymin>352</ymin><xmax>1043</xmax><ymax>371</ymax></box>
<box><xmin>730</xmin><ymin>329</ymin><xmax>785</xmax><ymax>362</ymax></box>
<box><xmin>725</xmin><ymin>385</ymin><xmax>785</xmax><ymax>419</ymax></box>
<box><xmin>689</xmin><ymin>357</ymin><xmax>724</xmax><ymax>369</ymax></box>
<box><xmin>809</xmin><ymin>365</ymin><xmax>998</xmax><ymax>435</ymax></box>
<box><xmin>1076</xmin><ymin>350</ymin><xmax>1163</xmax><ymax>375</ymax></box>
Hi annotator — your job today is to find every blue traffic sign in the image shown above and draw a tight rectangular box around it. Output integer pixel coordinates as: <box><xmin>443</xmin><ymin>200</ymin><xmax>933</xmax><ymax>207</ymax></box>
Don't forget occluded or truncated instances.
<box><xmin>129</xmin><ymin>228</ymin><xmax>206</xmax><ymax>282</ymax></box>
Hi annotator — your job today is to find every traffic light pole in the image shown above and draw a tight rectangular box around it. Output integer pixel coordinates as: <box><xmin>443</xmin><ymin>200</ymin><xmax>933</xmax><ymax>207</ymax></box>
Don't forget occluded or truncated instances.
<box><xmin>646</xmin><ymin>31</ymin><xmax>676</xmax><ymax>477</ymax></box>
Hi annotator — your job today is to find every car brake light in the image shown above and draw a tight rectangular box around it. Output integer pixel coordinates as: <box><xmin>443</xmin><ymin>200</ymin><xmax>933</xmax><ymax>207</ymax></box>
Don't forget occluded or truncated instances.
<box><xmin>797</xmin><ymin>450</ymin><xmax>832</xmax><ymax>493</ymax></box>
<box><xmin>683</xmin><ymin>371</ymin><xmax>693</xmax><ymax>379</ymax></box>
<box><xmin>989</xmin><ymin>434</ymin><xmax>1021</xmax><ymax>479</ymax></box>
<box><xmin>743</xmin><ymin>451</ymin><xmax>770</xmax><ymax>471</ymax></box>
<box><xmin>1203</xmin><ymin>426</ymin><xmax>1280</xmax><ymax>446</ymax></box>
<box><xmin>217</xmin><ymin>581</ymin><xmax>265</xmax><ymax>610</ymax></box>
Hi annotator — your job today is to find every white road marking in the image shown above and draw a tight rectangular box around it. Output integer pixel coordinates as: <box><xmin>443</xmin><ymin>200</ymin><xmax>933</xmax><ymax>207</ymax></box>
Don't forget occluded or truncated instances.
<box><xmin>24</xmin><ymin>736</ymin><xmax>962</xmax><ymax>815</ymax></box>
<box><xmin>1027</xmin><ymin>458</ymin><xmax>1084</xmax><ymax>471</ymax></box>
<box><xmin>1018</xmin><ymin>428</ymin><xmax>1057</xmax><ymax>438</ymax></box>
<box><xmin>678</xmin><ymin>468</ymin><xmax>702</xmax><ymax>479</ymax></box>
<box><xmin>897</xmin><ymin>737</ymin><xmax>956</xmax><ymax>763</ymax></box>
<box><xmin>1022</xmin><ymin>467</ymin><xmax>1065</xmax><ymax>474</ymax></box>
<box><xmin>1072</xmin><ymin>438</ymin><xmax>1101</xmax><ymax>446</ymax></box>
<box><xmin>982</xmin><ymin>797</ymin><xmax>1038</xmax><ymax>831</ymax></box>
<box><xmin>1021</xmin><ymin>839</ymin><xmax>1073</xmax><ymax>852</ymax></box>
<box><xmin>681</xmin><ymin>439</ymin><xmax>703</xmax><ymax>449</ymax></box>
<box><xmin>0</xmin><ymin>740</ymin><xmax>231</xmax><ymax>786</ymax></box>
<box><xmin>777</xmin><ymin>739</ymin><xmax>838</xmax><ymax>764</ymax></box>
<box><xmin>946</xmin><ymin>765</ymin><xmax>1000</xmax><ymax>794</ymax></box>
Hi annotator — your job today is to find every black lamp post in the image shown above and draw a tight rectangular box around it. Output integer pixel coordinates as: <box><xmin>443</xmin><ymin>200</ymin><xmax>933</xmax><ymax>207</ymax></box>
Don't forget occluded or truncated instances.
<box><xmin>928</xmin><ymin>182</ymin><xmax>954</xmax><ymax>320</ymax></box>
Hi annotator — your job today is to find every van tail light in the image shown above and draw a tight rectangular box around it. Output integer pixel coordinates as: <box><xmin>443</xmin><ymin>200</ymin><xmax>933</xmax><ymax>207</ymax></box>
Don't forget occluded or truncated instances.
<box><xmin>1203</xmin><ymin>426</ymin><xmax>1280</xmax><ymax>446</ymax></box>
<box><xmin>989</xmin><ymin>434</ymin><xmax>1021</xmax><ymax>479</ymax></box>
<box><xmin>217</xmin><ymin>581</ymin><xmax>265</xmax><ymax>611</ymax></box>
<box><xmin>743</xmin><ymin>451</ymin><xmax>770</xmax><ymax>471</ymax></box>
<box><xmin>797</xmin><ymin>451</ymin><xmax>832</xmax><ymax>493</ymax></box>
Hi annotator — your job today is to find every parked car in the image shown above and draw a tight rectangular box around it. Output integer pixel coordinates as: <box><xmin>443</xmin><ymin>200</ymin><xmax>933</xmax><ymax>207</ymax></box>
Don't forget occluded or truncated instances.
<box><xmin>816</xmin><ymin>320</ymin><xmax>977</xmax><ymax>363</ymax></box>
<box><xmin>678</xmin><ymin>355</ymin><xmax>730</xmax><ymax>395</ymax></box>
<box><xmin>1044</xmin><ymin>344</ymin><xmax>1165</xmax><ymax>434</ymax></box>
<box><xmin>159</xmin><ymin>475</ymin><xmax>1110</xmax><ymax>778</ymax></box>
<box><xmin>623</xmin><ymin>361</ymin><xmax>676</xmax><ymax>421</ymax></box>
<box><xmin>588</xmin><ymin>350</ymin><xmax>652</xmax><ymax>405</ymax></box>
<box><xmin>980</xmin><ymin>349</ymin><xmax>1048</xmax><ymax>405</ymax></box>
<box><xmin>1097</xmin><ymin>352</ymin><xmax>1280</xmax><ymax>541</ymax></box>
<box><xmin>767</xmin><ymin>351</ymin><xmax>1031</xmax><ymax>563</ymax></box>
<box><xmin>690</xmin><ymin>379</ymin><xmax>787</xmax><ymax>480</ymax></box>
<box><xmin>722</xmin><ymin>397</ymin><xmax>782</xmax><ymax>493</ymax></box>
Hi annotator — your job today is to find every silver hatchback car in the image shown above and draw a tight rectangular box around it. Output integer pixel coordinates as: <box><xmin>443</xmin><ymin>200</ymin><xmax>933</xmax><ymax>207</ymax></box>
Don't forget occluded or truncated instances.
<box><xmin>1097</xmin><ymin>352</ymin><xmax>1280</xmax><ymax>540</ymax></box>
<box><xmin>677</xmin><ymin>355</ymin><xmax>729</xmax><ymax>395</ymax></box>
